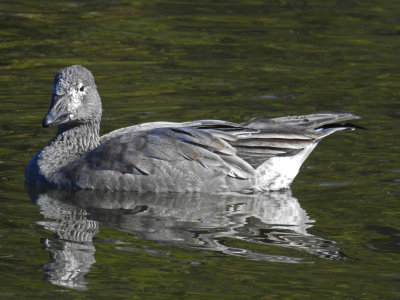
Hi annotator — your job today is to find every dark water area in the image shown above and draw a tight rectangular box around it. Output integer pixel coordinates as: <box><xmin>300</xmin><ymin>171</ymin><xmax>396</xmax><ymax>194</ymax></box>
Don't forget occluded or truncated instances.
<box><xmin>0</xmin><ymin>0</ymin><xmax>399</xmax><ymax>298</ymax></box>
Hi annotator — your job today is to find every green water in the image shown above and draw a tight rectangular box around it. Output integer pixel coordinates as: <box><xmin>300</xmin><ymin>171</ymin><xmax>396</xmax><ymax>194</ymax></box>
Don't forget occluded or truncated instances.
<box><xmin>1</xmin><ymin>0</ymin><xmax>399</xmax><ymax>298</ymax></box>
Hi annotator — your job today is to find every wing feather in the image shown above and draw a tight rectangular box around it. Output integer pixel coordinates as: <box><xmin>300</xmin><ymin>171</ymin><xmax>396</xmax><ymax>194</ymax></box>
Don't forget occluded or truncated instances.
<box><xmin>69</xmin><ymin>126</ymin><xmax>254</xmax><ymax>180</ymax></box>
<box><xmin>88</xmin><ymin>111</ymin><xmax>360</xmax><ymax>180</ymax></box>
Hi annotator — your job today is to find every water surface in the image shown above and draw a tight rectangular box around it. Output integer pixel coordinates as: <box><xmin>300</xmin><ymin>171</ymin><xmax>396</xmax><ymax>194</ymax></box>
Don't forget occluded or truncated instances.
<box><xmin>0</xmin><ymin>0</ymin><xmax>399</xmax><ymax>298</ymax></box>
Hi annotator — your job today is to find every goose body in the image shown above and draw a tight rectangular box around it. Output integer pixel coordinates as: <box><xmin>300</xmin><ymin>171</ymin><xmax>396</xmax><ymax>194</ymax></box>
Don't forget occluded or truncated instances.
<box><xmin>25</xmin><ymin>65</ymin><xmax>359</xmax><ymax>193</ymax></box>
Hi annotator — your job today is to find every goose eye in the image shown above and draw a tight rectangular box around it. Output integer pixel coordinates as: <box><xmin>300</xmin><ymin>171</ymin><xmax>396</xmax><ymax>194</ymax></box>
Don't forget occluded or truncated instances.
<box><xmin>80</xmin><ymin>85</ymin><xmax>85</xmax><ymax>92</ymax></box>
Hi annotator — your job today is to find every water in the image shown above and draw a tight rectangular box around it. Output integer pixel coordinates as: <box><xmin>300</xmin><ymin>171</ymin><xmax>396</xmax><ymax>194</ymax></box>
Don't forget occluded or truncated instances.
<box><xmin>1</xmin><ymin>0</ymin><xmax>399</xmax><ymax>298</ymax></box>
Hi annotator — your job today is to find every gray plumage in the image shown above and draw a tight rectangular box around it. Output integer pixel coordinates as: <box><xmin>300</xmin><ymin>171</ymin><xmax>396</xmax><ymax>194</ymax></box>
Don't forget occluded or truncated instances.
<box><xmin>25</xmin><ymin>65</ymin><xmax>360</xmax><ymax>193</ymax></box>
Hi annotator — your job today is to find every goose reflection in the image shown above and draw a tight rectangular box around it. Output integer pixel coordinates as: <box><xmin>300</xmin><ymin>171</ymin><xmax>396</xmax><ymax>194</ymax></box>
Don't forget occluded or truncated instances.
<box><xmin>27</xmin><ymin>187</ymin><xmax>344</xmax><ymax>289</ymax></box>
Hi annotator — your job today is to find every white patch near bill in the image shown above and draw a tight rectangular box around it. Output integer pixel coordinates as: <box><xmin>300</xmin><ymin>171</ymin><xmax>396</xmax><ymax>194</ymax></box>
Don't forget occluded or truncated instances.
<box><xmin>68</xmin><ymin>80</ymin><xmax>86</xmax><ymax>110</ymax></box>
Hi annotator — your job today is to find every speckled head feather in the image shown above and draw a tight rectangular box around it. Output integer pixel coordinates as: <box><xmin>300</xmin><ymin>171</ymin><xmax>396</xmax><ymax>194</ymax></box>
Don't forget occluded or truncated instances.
<box><xmin>43</xmin><ymin>65</ymin><xmax>102</xmax><ymax>128</ymax></box>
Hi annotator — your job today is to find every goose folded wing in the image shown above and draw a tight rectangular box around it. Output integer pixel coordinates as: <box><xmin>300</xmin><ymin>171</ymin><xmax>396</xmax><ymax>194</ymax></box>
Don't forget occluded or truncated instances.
<box><xmin>64</xmin><ymin>126</ymin><xmax>255</xmax><ymax>180</ymax></box>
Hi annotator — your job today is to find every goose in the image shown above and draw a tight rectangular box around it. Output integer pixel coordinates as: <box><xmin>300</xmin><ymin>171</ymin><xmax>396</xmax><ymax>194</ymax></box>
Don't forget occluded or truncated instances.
<box><xmin>25</xmin><ymin>65</ymin><xmax>360</xmax><ymax>193</ymax></box>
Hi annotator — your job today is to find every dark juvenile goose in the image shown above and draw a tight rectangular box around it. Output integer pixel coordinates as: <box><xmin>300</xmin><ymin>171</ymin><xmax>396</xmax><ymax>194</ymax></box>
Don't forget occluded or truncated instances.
<box><xmin>25</xmin><ymin>65</ymin><xmax>360</xmax><ymax>193</ymax></box>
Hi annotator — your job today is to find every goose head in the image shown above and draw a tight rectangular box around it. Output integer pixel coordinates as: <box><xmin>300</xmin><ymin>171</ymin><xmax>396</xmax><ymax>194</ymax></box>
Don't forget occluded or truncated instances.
<box><xmin>42</xmin><ymin>65</ymin><xmax>102</xmax><ymax>128</ymax></box>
